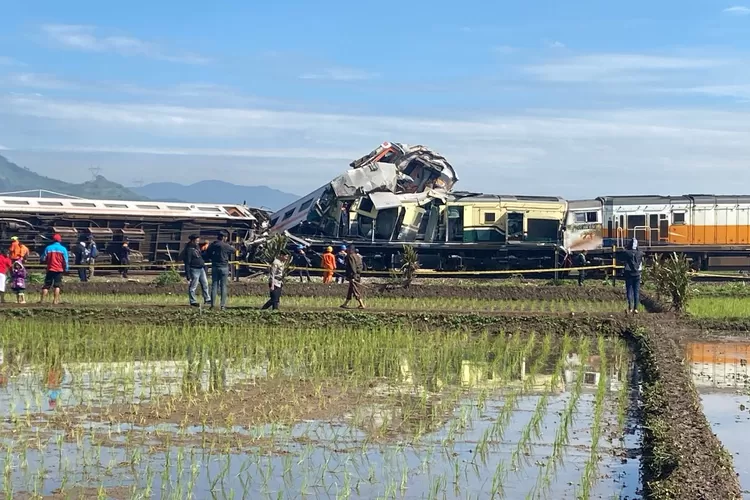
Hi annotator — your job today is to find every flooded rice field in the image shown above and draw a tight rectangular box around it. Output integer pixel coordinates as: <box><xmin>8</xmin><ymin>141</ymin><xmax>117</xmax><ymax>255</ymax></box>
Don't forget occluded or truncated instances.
<box><xmin>688</xmin><ymin>341</ymin><xmax>750</xmax><ymax>497</ymax></box>
<box><xmin>0</xmin><ymin>323</ymin><xmax>640</xmax><ymax>499</ymax></box>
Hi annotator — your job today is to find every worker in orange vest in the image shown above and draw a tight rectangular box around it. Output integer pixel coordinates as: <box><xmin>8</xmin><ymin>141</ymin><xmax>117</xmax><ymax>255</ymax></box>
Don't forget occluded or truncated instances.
<box><xmin>9</xmin><ymin>236</ymin><xmax>29</xmax><ymax>262</ymax></box>
<box><xmin>321</xmin><ymin>246</ymin><xmax>336</xmax><ymax>284</ymax></box>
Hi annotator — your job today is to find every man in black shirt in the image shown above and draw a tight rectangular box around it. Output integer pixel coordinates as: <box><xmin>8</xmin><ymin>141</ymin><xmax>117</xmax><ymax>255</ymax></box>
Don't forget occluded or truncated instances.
<box><xmin>205</xmin><ymin>232</ymin><xmax>234</xmax><ymax>310</ymax></box>
<box><xmin>182</xmin><ymin>234</ymin><xmax>211</xmax><ymax>307</ymax></box>
<box><xmin>621</xmin><ymin>238</ymin><xmax>644</xmax><ymax>314</ymax></box>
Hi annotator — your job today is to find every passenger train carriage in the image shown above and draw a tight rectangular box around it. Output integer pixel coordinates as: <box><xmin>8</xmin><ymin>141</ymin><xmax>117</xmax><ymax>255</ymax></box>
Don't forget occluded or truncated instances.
<box><xmin>564</xmin><ymin>195</ymin><xmax>750</xmax><ymax>270</ymax></box>
<box><xmin>0</xmin><ymin>195</ymin><xmax>266</xmax><ymax>266</ymax></box>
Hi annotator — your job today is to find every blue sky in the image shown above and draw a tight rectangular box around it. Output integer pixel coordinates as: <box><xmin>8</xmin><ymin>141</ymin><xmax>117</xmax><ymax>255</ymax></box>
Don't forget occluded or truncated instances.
<box><xmin>2</xmin><ymin>1</ymin><xmax>750</xmax><ymax>197</ymax></box>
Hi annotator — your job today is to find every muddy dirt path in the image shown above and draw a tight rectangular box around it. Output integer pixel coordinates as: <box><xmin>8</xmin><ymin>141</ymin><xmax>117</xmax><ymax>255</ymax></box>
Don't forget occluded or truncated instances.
<box><xmin>42</xmin><ymin>281</ymin><xmax>628</xmax><ymax>301</ymax></box>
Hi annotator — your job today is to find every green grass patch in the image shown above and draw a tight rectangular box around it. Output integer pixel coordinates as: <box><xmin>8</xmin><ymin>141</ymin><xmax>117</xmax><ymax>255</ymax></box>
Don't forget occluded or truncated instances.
<box><xmin>688</xmin><ymin>297</ymin><xmax>750</xmax><ymax>318</ymax></box>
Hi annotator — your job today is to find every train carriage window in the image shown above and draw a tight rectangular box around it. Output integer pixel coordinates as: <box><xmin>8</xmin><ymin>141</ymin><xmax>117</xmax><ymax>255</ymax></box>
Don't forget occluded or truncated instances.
<box><xmin>136</xmin><ymin>204</ymin><xmax>160</xmax><ymax>210</ymax></box>
<box><xmin>586</xmin><ymin>212</ymin><xmax>598</xmax><ymax>223</ymax></box>
<box><xmin>167</xmin><ymin>205</ymin><xmax>191</xmax><ymax>211</ymax></box>
<box><xmin>299</xmin><ymin>199</ymin><xmax>313</xmax><ymax>211</ymax></box>
<box><xmin>4</xmin><ymin>200</ymin><xmax>30</xmax><ymax>205</ymax></box>
<box><xmin>72</xmin><ymin>202</ymin><xmax>97</xmax><ymax>208</ymax></box>
<box><xmin>484</xmin><ymin>212</ymin><xmax>496</xmax><ymax>223</ymax></box>
<box><xmin>105</xmin><ymin>203</ymin><xmax>128</xmax><ymax>209</ymax></box>
<box><xmin>197</xmin><ymin>207</ymin><xmax>222</xmax><ymax>213</ymax></box>
<box><xmin>672</xmin><ymin>212</ymin><xmax>686</xmax><ymax>224</ymax></box>
<box><xmin>38</xmin><ymin>201</ymin><xmax>63</xmax><ymax>207</ymax></box>
<box><xmin>270</xmin><ymin>218</ymin><xmax>279</xmax><ymax>227</ymax></box>
<box><xmin>282</xmin><ymin>208</ymin><xmax>295</xmax><ymax>221</ymax></box>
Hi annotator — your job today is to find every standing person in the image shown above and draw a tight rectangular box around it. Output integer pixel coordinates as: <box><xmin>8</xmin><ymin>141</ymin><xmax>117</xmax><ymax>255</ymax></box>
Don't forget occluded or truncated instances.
<box><xmin>621</xmin><ymin>238</ymin><xmax>644</xmax><ymax>314</ymax></box>
<box><xmin>205</xmin><ymin>232</ymin><xmax>234</xmax><ymax>310</ymax></box>
<box><xmin>9</xmin><ymin>237</ymin><xmax>29</xmax><ymax>262</ymax></box>
<box><xmin>294</xmin><ymin>246</ymin><xmax>312</xmax><ymax>283</ymax></box>
<box><xmin>40</xmin><ymin>234</ymin><xmax>69</xmax><ymax>305</ymax></box>
<box><xmin>321</xmin><ymin>246</ymin><xmax>336</xmax><ymax>284</ymax></box>
<box><xmin>74</xmin><ymin>239</ymin><xmax>89</xmax><ymax>282</ymax></box>
<box><xmin>261</xmin><ymin>253</ymin><xmax>288</xmax><ymax>310</ymax></box>
<box><xmin>0</xmin><ymin>250</ymin><xmax>11</xmax><ymax>303</ymax></box>
<box><xmin>340</xmin><ymin>244</ymin><xmax>365</xmax><ymax>309</ymax></box>
<box><xmin>10</xmin><ymin>260</ymin><xmax>26</xmax><ymax>304</ymax></box>
<box><xmin>87</xmin><ymin>237</ymin><xmax>98</xmax><ymax>280</ymax></box>
<box><xmin>335</xmin><ymin>245</ymin><xmax>347</xmax><ymax>284</ymax></box>
<box><xmin>119</xmin><ymin>240</ymin><xmax>131</xmax><ymax>278</ymax></box>
<box><xmin>182</xmin><ymin>234</ymin><xmax>211</xmax><ymax>307</ymax></box>
<box><xmin>575</xmin><ymin>250</ymin><xmax>589</xmax><ymax>286</ymax></box>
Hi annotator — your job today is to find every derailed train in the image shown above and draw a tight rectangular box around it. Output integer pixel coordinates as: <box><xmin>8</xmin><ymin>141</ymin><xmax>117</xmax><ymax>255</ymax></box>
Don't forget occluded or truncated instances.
<box><xmin>0</xmin><ymin>195</ymin><xmax>266</xmax><ymax>266</ymax></box>
<box><xmin>270</xmin><ymin>142</ymin><xmax>750</xmax><ymax>272</ymax></box>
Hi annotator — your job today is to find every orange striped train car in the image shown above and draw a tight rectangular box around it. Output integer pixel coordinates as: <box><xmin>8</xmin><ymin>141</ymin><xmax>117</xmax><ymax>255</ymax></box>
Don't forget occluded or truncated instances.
<box><xmin>577</xmin><ymin>195</ymin><xmax>750</xmax><ymax>270</ymax></box>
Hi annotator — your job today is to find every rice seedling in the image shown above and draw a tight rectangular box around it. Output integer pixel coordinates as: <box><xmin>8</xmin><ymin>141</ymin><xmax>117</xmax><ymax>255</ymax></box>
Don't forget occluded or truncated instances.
<box><xmin>50</xmin><ymin>291</ymin><xmax>625</xmax><ymax>314</ymax></box>
<box><xmin>0</xmin><ymin>321</ymin><xmax>632</xmax><ymax>498</ymax></box>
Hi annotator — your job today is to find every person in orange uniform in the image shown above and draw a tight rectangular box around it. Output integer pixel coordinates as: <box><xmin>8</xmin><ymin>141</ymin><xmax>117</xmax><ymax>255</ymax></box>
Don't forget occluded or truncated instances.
<box><xmin>9</xmin><ymin>236</ymin><xmax>29</xmax><ymax>262</ymax></box>
<box><xmin>321</xmin><ymin>246</ymin><xmax>336</xmax><ymax>284</ymax></box>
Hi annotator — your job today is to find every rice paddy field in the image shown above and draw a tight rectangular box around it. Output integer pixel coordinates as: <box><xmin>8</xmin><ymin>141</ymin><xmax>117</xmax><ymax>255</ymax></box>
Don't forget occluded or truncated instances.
<box><xmin>2</xmin><ymin>278</ymin><xmax>750</xmax><ymax>499</ymax></box>
<box><xmin>0</xmin><ymin>324</ymin><xmax>637</xmax><ymax>499</ymax></box>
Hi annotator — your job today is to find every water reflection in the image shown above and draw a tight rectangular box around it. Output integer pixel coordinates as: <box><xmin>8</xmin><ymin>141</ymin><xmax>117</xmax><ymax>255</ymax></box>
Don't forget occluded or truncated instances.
<box><xmin>686</xmin><ymin>341</ymin><xmax>750</xmax><ymax>390</ymax></box>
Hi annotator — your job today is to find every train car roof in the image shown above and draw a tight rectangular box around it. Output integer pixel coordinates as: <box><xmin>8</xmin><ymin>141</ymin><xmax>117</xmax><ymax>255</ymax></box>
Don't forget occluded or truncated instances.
<box><xmin>450</xmin><ymin>192</ymin><xmax>565</xmax><ymax>203</ymax></box>
<box><xmin>0</xmin><ymin>196</ymin><xmax>259</xmax><ymax>220</ymax></box>
<box><xmin>567</xmin><ymin>199</ymin><xmax>602</xmax><ymax>209</ymax></box>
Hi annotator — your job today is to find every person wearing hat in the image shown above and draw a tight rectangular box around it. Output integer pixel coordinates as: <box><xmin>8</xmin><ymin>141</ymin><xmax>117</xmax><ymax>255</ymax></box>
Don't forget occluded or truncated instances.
<box><xmin>9</xmin><ymin>236</ymin><xmax>29</xmax><ymax>262</ymax></box>
<box><xmin>321</xmin><ymin>246</ymin><xmax>336</xmax><ymax>284</ymax></box>
<box><xmin>182</xmin><ymin>234</ymin><xmax>211</xmax><ymax>307</ymax></box>
<box><xmin>40</xmin><ymin>234</ymin><xmax>69</xmax><ymax>305</ymax></box>
<box><xmin>261</xmin><ymin>252</ymin><xmax>289</xmax><ymax>310</ymax></box>
<box><xmin>335</xmin><ymin>245</ymin><xmax>347</xmax><ymax>284</ymax></box>
<box><xmin>294</xmin><ymin>245</ymin><xmax>312</xmax><ymax>283</ymax></box>
<box><xmin>204</xmin><ymin>232</ymin><xmax>234</xmax><ymax>310</ymax></box>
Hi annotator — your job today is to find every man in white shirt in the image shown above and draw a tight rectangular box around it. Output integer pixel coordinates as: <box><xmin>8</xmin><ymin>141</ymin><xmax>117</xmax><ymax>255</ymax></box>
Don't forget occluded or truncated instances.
<box><xmin>261</xmin><ymin>253</ymin><xmax>288</xmax><ymax>310</ymax></box>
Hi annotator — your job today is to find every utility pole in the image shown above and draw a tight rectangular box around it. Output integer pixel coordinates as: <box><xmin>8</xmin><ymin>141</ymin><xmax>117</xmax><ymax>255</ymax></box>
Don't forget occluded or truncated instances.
<box><xmin>89</xmin><ymin>166</ymin><xmax>102</xmax><ymax>180</ymax></box>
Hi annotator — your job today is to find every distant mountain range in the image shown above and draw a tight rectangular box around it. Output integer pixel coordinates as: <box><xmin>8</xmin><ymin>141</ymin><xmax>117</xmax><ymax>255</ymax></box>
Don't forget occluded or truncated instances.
<box><xmin>130</xmin><ymin>181</ymin><xmax>299</xmax><ymax>211</ymax></box>
<box><xmin>0</xmin><ymin>154</ymin><xmax>300</xmax><ymax>211</ymax></box>
<box><xmin>0</xmin><ymin>154</ymin><xmax>143</xmax><ymax>200</ymax></box>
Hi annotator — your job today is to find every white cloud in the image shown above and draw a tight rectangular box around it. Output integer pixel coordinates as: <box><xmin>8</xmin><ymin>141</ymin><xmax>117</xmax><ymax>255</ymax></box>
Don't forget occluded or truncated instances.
<box><xmin>547</xmin><ymin>40</ymin><xmax>566</xmax><ymax>49</ymax></box>
<box><xmin>299</xmin><ymin>68</ymin><xmax>378</xmax><ymax>81</ymax></box>
<box><xmin>0</xmin><ymin>144</ymin><xmax>8</xmax><ymax>150</ymax></box>
<box><xmin>526</xmin><ymin>53</ymin><xmax>727</xmax><ymax>83</ymax></box>
<box><xmin>723</xmin><ymin>6</ymin><xmax>750</xmax><ymax>15</ymax></box>
<box><xmin>3</xmin><ymin>73</ymin><xmax>78</xmax><ymax>90</ymax></box>
<box><xmin>3</xmin><ymin>94</ymin><xmax>750</xmax><ymax>196</ymax></box>
<box><xmin>40</xmin><ymin>24</ymin><xmax>210</xmax><ymax>64</ymax></box>
<box><xmin>673</xmin><ymin>84</ymin><xmax>750</xmax><ymax>100</ymax></box>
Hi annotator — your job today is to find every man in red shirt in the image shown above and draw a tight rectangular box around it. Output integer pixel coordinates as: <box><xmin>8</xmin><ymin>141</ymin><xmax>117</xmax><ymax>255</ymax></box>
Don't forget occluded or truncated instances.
<box><xmin>0</xmin><ymin>249</ymin><xmax>11</xmax><ymax>303</ymax></box>
<box><xmin>40</xmin><ymin>234</ymin><xmax>69</xmax><ymax>305</ymax></box>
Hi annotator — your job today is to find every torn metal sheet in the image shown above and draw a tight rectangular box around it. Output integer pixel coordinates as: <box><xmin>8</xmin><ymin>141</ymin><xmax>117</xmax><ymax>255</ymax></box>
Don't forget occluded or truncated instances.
<box><xmin>350</xmin><ymin>142</ymin><xmax>458</xmax><ymax>192</ymax></box>
<box><xmin>369</xmin><ymin>191</ymin><xmax>403</xmax><ymax>210</ymax></box>
<box><xmin>331</xmin><ymin>162</ymin><xmax>400</xmax><ymax>198</ymax></box>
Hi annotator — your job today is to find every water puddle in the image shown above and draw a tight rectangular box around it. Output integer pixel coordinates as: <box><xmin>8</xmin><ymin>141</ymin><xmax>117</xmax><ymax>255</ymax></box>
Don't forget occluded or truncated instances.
<box><xmin>0</xmin><ymin>331</ymin><xmax>641</xmax><ymax>498</ymax></box>
<box><xmin>687</xmin><ymin>341</ymin><xmax>750</xmax><ymax>497</ymax></box>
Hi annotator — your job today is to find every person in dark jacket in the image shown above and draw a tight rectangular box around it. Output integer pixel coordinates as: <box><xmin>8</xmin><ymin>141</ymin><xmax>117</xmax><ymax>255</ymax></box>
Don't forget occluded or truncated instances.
<box><xmin>621</xmin><ymin>238</ymin><xmax>644</xmax><ymax>314</ymax></box>
<box><xmin>294</xmin><ymin>246</ymin><xmax>312</xmax><ymax>283</ymax></box>
<box><xmin>335</xmin><ymin>245</ymin><xmax>347</xmax><ymax>284</ymax></box>
<box><xmin>119</xmin><ymin>240</ymin><xmax>131</xmax><ymax>278</ymax></box>
<box><xmin>340</xmin><ymin>244</ymin><xmax>365</xmax><ymax>309</ymax></box>
<box><xmin>74</xmin><ymin>240</ymin><xmax>88</xmax><ymax>282</ymax></box>
<box><xmin>205</xmin><ymin>232</ymin><xmax>234</xmax><ymax>310</ymax></box>
<box><xmin>575</xmin><ymin>250</ymin><xmax>589</xmax><ymax>286</ymax></box>
<box><xmin>182</xmin><ymin>234</ymin><xmax>211</xmax><ymax>307</ymax></box>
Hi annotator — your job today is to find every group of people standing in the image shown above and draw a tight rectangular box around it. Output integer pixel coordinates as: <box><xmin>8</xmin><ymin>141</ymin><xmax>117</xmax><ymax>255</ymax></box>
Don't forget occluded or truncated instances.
<box><xmin>0</xmin><ymin>237</ymin><xmax>30</xmax><ymax>303</ymax></box>
<box><xmin>262</xmin><ymin>243</ymin><xmax>365</xmax><ymax>310</ymax></box>
<box><xmin>73</xmin><ymin>238</ymin><xmax>131</xmax><ymax>281</ymax></box>
<box><xmin>181</xmin><ymin>233</ymin><xmax>235</xmax><ymax>309</ymax></box>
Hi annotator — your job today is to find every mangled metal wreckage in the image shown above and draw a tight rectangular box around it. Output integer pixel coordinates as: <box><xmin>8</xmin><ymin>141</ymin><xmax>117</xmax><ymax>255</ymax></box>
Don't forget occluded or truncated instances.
<box><xmin>269</xmin><ymin>142</ymin><xmax>565</xmax><ymax>271</ymax></box>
